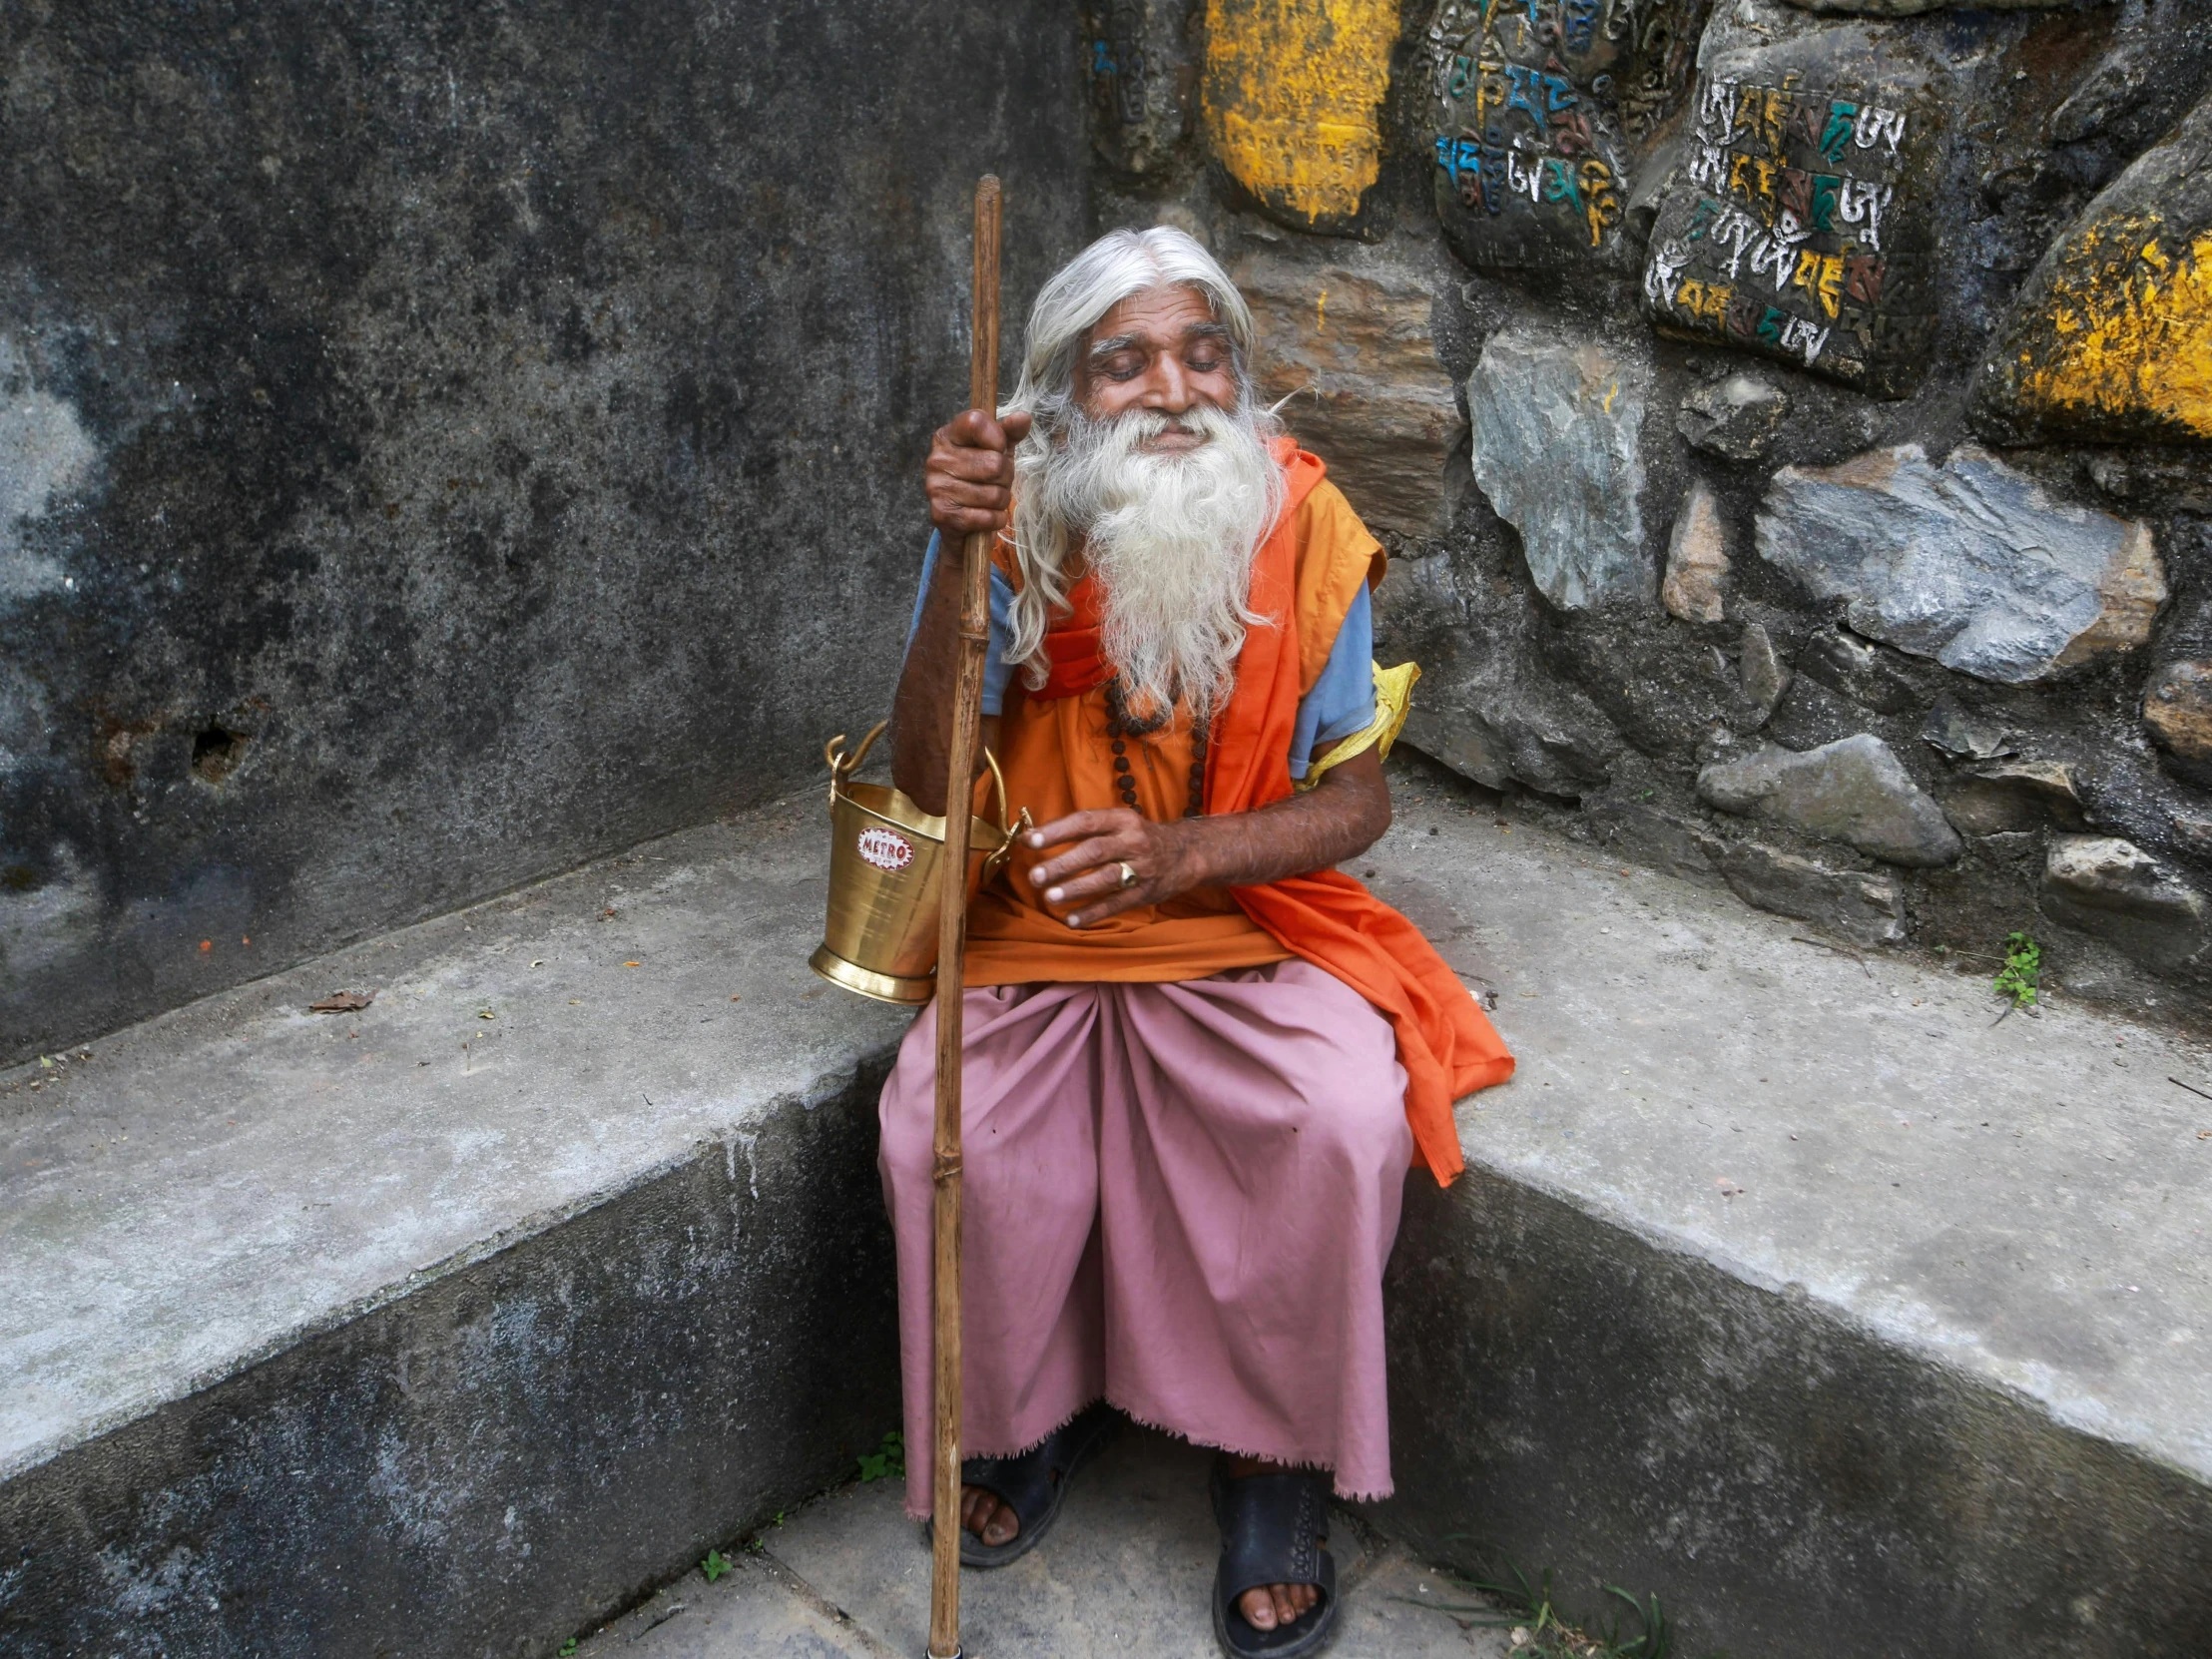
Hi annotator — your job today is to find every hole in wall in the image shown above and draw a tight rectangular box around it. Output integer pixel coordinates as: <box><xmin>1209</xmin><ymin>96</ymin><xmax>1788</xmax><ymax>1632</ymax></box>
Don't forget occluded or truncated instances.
<box><xmin>191</xmin><ymin>726</ymin><xmax>250</xmax><ymax>786</ymax></box>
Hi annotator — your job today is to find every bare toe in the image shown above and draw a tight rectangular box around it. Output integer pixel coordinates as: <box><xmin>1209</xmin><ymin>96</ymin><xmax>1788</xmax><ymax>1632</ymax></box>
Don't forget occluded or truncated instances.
<box><xmin>960</xmin><ymin>1483</ymin><xmax>1018</xmax><ymax>1546</ymax></box>
<box><xmin>1238</xmin><ymin>1587</ymin><xmax>1278</xmax><ymax>1631</ymax></box>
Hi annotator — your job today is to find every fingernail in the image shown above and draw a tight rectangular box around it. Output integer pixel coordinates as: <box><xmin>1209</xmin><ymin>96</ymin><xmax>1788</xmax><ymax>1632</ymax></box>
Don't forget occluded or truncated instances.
<box><xmin>1065</xmin><ymin>916</ymin><xmax>1083</xmax><ymax>929</ymax></box>
<box><xmin>1044</xmin><ymin>886</ymin><xmax>1064</xmax><ymax>903</ymax></box>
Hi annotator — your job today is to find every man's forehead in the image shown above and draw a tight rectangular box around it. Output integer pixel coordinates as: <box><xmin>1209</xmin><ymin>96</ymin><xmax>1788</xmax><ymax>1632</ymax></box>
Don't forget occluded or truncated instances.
<box><xmin>1088</xmin><ymin>282</ymin><xmax>1222</xmax><ymax>344</ymax></box>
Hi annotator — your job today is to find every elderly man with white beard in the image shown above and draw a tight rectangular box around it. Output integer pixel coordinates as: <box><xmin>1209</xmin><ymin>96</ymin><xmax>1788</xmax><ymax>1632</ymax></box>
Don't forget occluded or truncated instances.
<box><xmin>880</xmin><ymin>227</ymin><xmax>1513</xmax><ymax>1657</ymax></box>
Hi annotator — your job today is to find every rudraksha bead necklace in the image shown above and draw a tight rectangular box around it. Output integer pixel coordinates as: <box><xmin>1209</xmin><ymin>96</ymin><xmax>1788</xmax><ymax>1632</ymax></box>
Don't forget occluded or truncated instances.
<box><xmin>1104</xmin><ymin>677</ymin><xmax>1207</xmax><ymax>820</ymax></box>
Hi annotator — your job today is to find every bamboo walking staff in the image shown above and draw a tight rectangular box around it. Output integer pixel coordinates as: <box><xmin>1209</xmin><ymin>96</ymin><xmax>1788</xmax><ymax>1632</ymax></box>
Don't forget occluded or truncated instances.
<box><xmin>928</xmin><ymin>172</ymin><xmax>1001</xmax><ymax>1659</ymax></box>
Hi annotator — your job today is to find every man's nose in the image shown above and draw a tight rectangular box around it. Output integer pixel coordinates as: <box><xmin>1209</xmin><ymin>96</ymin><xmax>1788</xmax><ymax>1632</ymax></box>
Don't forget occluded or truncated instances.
<box><xmin>1142</xmin><ymin>352</ymin><xmax>1194</xmax><ymax>413</ymax></box>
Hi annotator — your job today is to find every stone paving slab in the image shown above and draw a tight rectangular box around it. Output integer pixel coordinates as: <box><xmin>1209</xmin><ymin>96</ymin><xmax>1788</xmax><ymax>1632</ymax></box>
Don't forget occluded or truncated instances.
<box><xmin>579</xmin><ymin>1428</ymin><xmax>1512</xmax><ymax>1659</ymax></box>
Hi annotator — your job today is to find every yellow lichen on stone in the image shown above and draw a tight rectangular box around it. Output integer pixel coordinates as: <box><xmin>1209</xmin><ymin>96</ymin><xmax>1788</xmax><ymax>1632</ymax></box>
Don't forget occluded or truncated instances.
<box><xmin>2011</xmin><ymin>218</ymin><xmax>2212</xmax><ymax>440</ymax></box>
<box><xmin>1203</xmin><ymin>0</ymin><xmax>1397</xmax><ymax>226</ymax></box>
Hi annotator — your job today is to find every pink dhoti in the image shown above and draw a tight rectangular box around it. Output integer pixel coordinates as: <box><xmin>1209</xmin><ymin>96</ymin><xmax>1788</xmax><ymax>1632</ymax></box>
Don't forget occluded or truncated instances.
<box><xmin>877</xmin><ymin>958</ymin><xmax>1412</xmax><ymax>1517</ymax></box>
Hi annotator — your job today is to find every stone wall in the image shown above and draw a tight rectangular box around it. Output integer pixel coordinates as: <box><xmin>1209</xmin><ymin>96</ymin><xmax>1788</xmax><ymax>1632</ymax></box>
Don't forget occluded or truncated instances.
<box><xmin>1090</xmin><ymin>0</ymin><xmax>2212</xmax><ymax>1008</ymax></box>
<box><xmin>0</xmin><ymin>0</ymin><xmax>1088</xmax><ymax>1062</ymax></box>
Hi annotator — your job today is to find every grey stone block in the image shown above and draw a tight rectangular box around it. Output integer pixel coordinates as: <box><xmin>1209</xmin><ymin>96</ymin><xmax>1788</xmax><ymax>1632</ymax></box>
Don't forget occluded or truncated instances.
<box><xmin>2145</xmin><ymin>661</ymin><xmax>2212</xmax><ymax>768</ymax></box>
<box><xmin>1738</xmin><ymin>621</ymin><xmax>1792</xmax><ymax>724</ymax></box>
<box><xmin>1677</xmin><ymin>371</ymin><xmax>1791</xmax><ymax>462</ymax></box>
<box><xmin>1401</xmin><ymin>698</ymin><xmax>1615</xmax><ymax>801</ymax></box>
<box><xmin>1797</xmin><ymin>627</ymin><xmax>1919</xmax><ymax>715</ymax></box>
<box><xmin>1713</xmin><ymin>837</ymin><xmax>1907</xmax><ymax>942</ymax></box>
<box><xmin>1586</xmin><ymin>798</ymin><xmax>1727</xmax><ymax>885</ymax></box>
<box><xmin>16</xmin><ymin>782</ymin><xmax>2212</xmax><ymax>1659</ymax></box>
<box><xmin>1921</xmin><ymin>699</ymin><xmax>2016</xmax><ymax>762</ymax></box>
<box><xmin>1236</xmin><ymin>242</ymin><xmax>1466</xmax><ymax>540</ymax></box>
<box><xmin>1758</xmin><ymin>445</ymin><xmax>2165</xmax><ymax>684</ymax></box>
<box><xmin>1699</xmin><ymin>734</ymin><xmax>1961</xmax><ymax>867</ymax></box>
<box><xmin>1661</xmin><ymin>480</ymin><xmax>1730</xmax><ymax>624</ymax></box>
<box><xmin>2041</xmin><ymin>835</ymin><xmax>2208</xmax><ymax>969</ymax></box>
<box><xmin>1467</xmin><ymin>322</ymin><xmax>1652</xmax><ymax>612</ymax></box>
<box><xmin>1940</xmin><ymin>760</ymin><xmax>2088</xmax><ymax>837</ymax></box>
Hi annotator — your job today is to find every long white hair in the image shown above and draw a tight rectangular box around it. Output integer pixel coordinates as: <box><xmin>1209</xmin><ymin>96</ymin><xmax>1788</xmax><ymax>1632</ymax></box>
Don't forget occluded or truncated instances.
<box><xmin>1001</xmin><ymin>228</ymin><xmax>1285</xmax><ymax>718</ymax></box>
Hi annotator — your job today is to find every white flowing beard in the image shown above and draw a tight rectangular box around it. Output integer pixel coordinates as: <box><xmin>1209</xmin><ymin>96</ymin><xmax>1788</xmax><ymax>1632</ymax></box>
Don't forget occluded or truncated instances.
<box><xmin>1027</xmin><ymin>401</ymin><xmax>1281</xmax><ymax>722</ymax></box>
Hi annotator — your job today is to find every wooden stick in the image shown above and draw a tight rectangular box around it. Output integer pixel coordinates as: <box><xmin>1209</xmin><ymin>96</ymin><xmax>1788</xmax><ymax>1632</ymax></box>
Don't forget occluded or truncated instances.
<box><xmin>928</xmin><ymin>172</ymin><xmax>1000</xmax><ymax>1659</ymax></box>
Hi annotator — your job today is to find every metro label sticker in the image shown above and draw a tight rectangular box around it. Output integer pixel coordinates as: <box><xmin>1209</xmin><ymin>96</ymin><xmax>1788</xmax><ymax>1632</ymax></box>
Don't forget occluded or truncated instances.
<box><xmin>856</xmin><ymin>826</ymin><xmax>916</xmax><ymax>872</ymax></box>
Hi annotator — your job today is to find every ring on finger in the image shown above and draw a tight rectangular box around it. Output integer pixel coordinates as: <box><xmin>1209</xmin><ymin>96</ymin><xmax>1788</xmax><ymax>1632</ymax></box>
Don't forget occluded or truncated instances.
<box><xmin>1118</xmin><ymin>860</ymin><xmax>1137</xmax><ymax>890</ymax></box>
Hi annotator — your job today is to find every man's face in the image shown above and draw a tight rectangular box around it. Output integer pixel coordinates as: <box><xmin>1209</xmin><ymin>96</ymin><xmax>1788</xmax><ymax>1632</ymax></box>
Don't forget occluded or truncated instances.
<box><xmin>1074</xmin><ymin>283</ymin><xmax>1240</xmax><ymax>454</ymax></box>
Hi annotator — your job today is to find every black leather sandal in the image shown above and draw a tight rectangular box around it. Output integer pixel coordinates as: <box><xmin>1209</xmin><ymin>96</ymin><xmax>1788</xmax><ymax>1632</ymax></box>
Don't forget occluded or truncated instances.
<box><xmin>941</xmin><ymin>1402</ymin><xmax>1118</xmax><ymax>1568</ymax></box>
<box><xmin>1209</xmin><ymin>1458</ymin><xmax>1340</xmax><ymax>1658</ymax></box>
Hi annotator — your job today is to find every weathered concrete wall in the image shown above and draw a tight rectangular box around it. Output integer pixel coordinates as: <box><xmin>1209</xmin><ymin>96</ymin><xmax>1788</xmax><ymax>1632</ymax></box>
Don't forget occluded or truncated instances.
<box><xmin>1090</xmin><ymin>0</ymin><xmax>2212</xmax><ymax>1012</ymax></box>
<box><xmin>0</xmin><ymin>0</ymin><xmax>1087</xmax><ymax>1063</ymax></box>
<box><xmin>0</xmin><ymin>1068</ymin><xmax>899</xmax><ymax>1659</ymax></box>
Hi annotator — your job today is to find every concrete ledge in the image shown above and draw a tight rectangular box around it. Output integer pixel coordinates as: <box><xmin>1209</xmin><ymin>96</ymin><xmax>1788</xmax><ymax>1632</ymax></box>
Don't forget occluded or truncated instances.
<box><xmin>1</xmin><ymin>810</ymin><xmax>911</xmax><ymax>1657</ymax></box>
<box><xmin>1386</xmin><ymin>1164</ymin><xmax>2212</xmax><ymax>1659</ymax></box>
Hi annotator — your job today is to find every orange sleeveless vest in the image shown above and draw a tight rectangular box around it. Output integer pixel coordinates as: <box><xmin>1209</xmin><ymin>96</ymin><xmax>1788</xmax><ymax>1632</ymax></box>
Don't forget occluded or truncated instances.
<box><xmin>966</xmin><ymin>440</ymin><xmax>1513</xmax><ymax>1182</ymax></box>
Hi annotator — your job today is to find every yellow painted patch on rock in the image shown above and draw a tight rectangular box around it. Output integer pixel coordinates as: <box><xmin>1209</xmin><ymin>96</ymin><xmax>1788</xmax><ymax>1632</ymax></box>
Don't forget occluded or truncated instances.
<box><xmin>1203</xmin><ymin>0</ymin><xmax>1397</xmax><ymax>227</ymax></box>
<box><xmin>1998</xmin><ymin>216</ymin><xmax>2212</xmax><ymax>441</ymax></box>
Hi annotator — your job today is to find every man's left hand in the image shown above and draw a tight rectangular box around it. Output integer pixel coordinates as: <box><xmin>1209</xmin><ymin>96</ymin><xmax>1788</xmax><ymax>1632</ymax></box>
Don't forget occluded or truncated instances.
<box><xmin>1022</xmin><ymin>809</ymin><xmax>1202</xmax><ymax>927</ymax></box>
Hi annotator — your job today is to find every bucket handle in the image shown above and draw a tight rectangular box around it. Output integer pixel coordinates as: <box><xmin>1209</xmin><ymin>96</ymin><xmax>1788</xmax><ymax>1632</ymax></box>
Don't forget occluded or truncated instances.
<box><xmin>823</xmin><ymin>721</ymin><xmax>1027</xmax><ymax>871</ymax></box>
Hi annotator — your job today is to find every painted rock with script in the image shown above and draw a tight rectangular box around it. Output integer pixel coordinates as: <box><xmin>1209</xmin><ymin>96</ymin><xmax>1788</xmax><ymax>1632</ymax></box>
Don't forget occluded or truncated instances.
<box><xmin>1972</xmin><ymin>87</ymin><xmax>2212</xmax><ymax>447</ymax></box>
<box><xmin>1086</xmin><ymin>0</ymin><xmax>1198</xmax><ymax>177</ymax></box>
<box><xmin>1423</xmin><ymin>0</ymin><xmax>1709</xmax><ymax>273</ymax></box>
<box><xmin>1779</xmin><ymin>0</ymin><xmax>2088</xmax><ymax>10</ymax></box>
<box><xmin>1203</xmin><ymin>0</ymin><xmax>1397</xmax><ymax>233</ymax></box>
<box><xmin>1757</xmin><ymin>445</ymin><xmax>2164</xmax><ymax>685</ymax></box>
<box><xmin>1640</xmin><ymin>23</ymin><xmax>1946</xmax><ymax>397</ymax></box>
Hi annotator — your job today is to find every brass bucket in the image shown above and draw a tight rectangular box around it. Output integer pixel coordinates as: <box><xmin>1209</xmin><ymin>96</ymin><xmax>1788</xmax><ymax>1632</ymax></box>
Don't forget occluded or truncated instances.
<box><xmin>809</xmin><ymin>722</ymin><xmax>1030</xmax><ymax>1004</ymax></box>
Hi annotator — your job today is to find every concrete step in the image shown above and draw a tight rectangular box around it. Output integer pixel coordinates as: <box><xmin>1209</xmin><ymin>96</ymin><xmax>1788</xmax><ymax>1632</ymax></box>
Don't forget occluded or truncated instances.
<box><xmin>575</xmin><ymin>1426</ymin><xmax>1513</xmax><ymax>1659</ymax></box>
<box><xmin>4</xmin><ymin>763</ymin><xmax>2210</xmax><ymax>1657</ymax></box>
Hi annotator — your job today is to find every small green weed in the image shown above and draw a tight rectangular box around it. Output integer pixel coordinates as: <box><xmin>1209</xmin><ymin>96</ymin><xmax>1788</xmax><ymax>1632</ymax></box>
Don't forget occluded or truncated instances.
<box><xmin>1993</xmin><ymin>930</ymin><xmax>2041</xmax><ymax>1010</ymax></box>
<box><xmin>557</xmin><ymin>1641</ymin><xmax>578</xmax><ymax>1657</ymax></box>
<box><xmin>1398</xmin><ymin>1550</ymin><xmax>1722</xmax><ymax>1659</ymax></box>
<box><xmin>857</xmin><ymin>1429</ymin><xmax>904</xmax><ymax>1483</ymax></box>
<box><xmin>701</xmin><ymin>1548</ymin><xmax>732</xmax><ymax>1583</ymax></box>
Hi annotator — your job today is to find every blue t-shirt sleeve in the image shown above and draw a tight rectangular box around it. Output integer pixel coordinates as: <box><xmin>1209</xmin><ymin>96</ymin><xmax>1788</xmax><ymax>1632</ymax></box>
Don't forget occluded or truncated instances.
<box><xmin>1288</xmin><ymin>583</ymin><xmax>1378</xmax><ymax>781</ymax></box>
<box><xmin>903</xmin><ymin>530</ymin><xmax>1018</xmax><ymax>716</ymax></box>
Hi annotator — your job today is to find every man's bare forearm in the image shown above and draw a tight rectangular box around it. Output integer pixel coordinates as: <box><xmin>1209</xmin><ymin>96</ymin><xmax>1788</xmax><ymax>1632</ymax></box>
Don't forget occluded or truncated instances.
<box><xmin>1173</xmin><ymin>749</ymin><xmax>1390</xmax><ymax>889</ymax></box>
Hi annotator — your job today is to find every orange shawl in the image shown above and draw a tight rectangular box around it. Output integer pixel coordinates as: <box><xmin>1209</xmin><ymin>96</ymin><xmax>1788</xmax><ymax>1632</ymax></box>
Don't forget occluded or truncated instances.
<box><xmin>1211</xmin><ymin>450</ymin><xmax>1512</xmax><ymax>1182</ymax></box>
